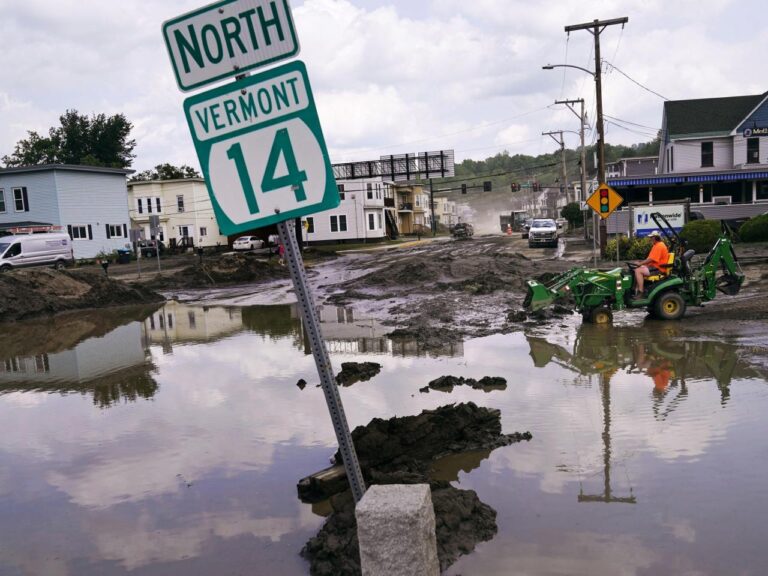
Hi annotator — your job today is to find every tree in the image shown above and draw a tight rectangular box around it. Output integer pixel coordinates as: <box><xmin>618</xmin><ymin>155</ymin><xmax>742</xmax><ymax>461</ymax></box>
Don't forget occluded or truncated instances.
<box><xmin>129</xmin><ymin>163</ymin><xmax>201</xmax><ymax>182</ymax></box>
<box><xmin>561</xmin><ymin>202</ymin><xmax>583</xmax><ymax>228</ymax></box>
<box><xmin>2</xmin><ymin>109</ymin><xmax>136</xmax><ymax>168</ymax></box>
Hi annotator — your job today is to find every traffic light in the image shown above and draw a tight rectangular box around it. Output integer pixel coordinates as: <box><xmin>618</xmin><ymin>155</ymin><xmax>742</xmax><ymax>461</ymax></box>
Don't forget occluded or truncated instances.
<box><xmin>599</xmin><ymin>186</ymin><xmax>609</xmax><ymax>214</ymax></box>
<box><xmin>483</xmin><ymin>181</ymin><xmax>492</xmax><ymax>192</ymax></box>
<box><xmin>461</xmin><ymin>183</ymin><xmax>467</xmax><ymax>194</ymax></box>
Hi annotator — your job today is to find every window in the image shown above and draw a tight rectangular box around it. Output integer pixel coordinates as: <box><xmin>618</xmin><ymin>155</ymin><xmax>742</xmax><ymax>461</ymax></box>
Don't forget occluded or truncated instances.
<box><xmin>106</xmin><ymin>224</ymin><xmax>125</xmax><ymax>238</ymax></box>
<box><xmin>0</xmin><ymin>189</ymin><xmax>6</xmax><ymax>213</ymax></box>
<box><xmin>337</xmin><ymin>183</ymin><xmax>345</xmax><ymax>200</ymax></box>
<box><xmin>156</xmin><ymin>198</ymin><xmax>162</xmax><ymax>213</ymax></box>
<box><xmin>13</xmin><ymin>187</ymin><xmax>28</xmax><ymax>212</ymax></box>
<box><xmin>188</xmin><ymin>311</ymin><xmax>196</xmax><ymax>329</ymax></box>
<box><xmin>4</xmin><ymin>243</ymin><xmax>21</xmax><ymax>258</ymax></box>
<box><xmin>330</xmin><ymin>215</ymin><xmax>348</xmax><ymax>233</ymax></box>
<box><xmin>747</xmin><ymin>138</ymin><xmax>760</xmax><ymax>164</ymax></box>
<box><xmin>179</xmin><ymin>225</ymin><xmax>190</xmax><ymax>237</ymax></box>
<box><xmin>137</xmin><ymin>198</ymin><xmax>143</xmax><ymax>214</ymax></box>
<box><xmin>367</xmin><ymin>183</ymin><xmax>373</xmax><ymax>199</ymax></box>
<box><xmin>701</xmin><ymin>142</ymin><xmax>713</xmax><ymax>167</ymax></box>
<box><xmin>200</xmin><ymin>227</ymin><xmax>207</xmax><ymax>236</ymax></box>
<box><xmin>70</xmin><ymin>225</ymin><xmax>88</xmax><ymax>240</ymax></box>
<box><xmin>377</xmin><ymin>213</ymin><xmax>382</xmax><ymax>229</ymax></box>
<box><xmin>306</xmin><ymin>217</ymin><xmax>314</xmax><ymax>233</ymax></box>
<box><xmin>368</xmin><ymin>213</ymin><xmax>375</xmax><ymax>230</ymax></box>
<box><xmin>177</xmin><ymin>195</ymin><xmax>185</xmax><ymax>212</ymax></box>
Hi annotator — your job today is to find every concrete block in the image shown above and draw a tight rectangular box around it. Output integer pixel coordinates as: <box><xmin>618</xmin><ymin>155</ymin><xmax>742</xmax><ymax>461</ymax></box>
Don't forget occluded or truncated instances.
<box><xmin>355</xmin><ymin>484</ymin><xmax>439</xmax><ymax>576</ymax></box>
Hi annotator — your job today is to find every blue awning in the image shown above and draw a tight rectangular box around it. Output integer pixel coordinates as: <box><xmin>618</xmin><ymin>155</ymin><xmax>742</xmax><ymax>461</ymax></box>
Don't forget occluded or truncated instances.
<box><xmin>609</xmin><ymin>171</ymin><xmax>768</xmax><ymax>187</ymax></box>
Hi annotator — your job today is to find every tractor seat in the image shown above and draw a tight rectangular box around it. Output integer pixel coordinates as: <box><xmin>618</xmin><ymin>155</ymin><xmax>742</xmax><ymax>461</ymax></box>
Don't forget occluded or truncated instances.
<box><xmin>646</xmin><ymin>253</ymin><xmax>675</xmax><ymax>283</ymax></box>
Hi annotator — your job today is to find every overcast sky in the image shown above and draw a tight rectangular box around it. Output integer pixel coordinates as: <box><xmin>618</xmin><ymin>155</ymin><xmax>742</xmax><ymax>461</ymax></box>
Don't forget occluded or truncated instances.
<box><xmin>1</xmin><ymin>0</ymin><xmax>765</xmax><ymax>172</ymax></box>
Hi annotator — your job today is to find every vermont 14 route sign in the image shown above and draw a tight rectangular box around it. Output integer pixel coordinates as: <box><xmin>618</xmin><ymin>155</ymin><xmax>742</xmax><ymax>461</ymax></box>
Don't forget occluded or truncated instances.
<box><xmin>183</xmin><ymin>59</ymin><xmax>339</xmax><ymax>235</ymax></box>
<box><xmin>163</xmin><ymin>0</ymin><xmax>300</xmax><ymax>92</ymax></box>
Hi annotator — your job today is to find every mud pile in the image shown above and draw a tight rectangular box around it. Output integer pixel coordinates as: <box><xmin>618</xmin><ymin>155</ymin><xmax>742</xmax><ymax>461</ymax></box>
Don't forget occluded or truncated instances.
<box><xmin>142</xmin><ymin>253</ymin><xmax>289</xmax><ymax>290</ymax></box>
<box><xmin>420</xmin><ymin>375</ymin><xmax>507</xmax><ymax>393</ymax></box>
<box><xmin>302</xmin><ymin>481</ymin><xmax>497</xmax><ymax>576</ymax></box>
<box><xmin>335</xmin><ymin>362</ymin><xmax>382</xmax><ymax>386</ymax></box>
<box><xmin>300</xmin><ymin>403</ymin><xmax>531</xmax><ymax>575</ymax></box>
<box><xmin>0</xmin><ymin>268</ymin><xmax>163</xmax><ymax>322</ymax></box>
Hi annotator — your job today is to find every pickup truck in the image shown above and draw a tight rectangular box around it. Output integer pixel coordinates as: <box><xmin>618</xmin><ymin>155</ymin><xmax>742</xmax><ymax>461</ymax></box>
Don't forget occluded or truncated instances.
<box><xmin>527</xmin><ymin>219</ymin><xmax>559</xmax><ymax>248</ymax></box>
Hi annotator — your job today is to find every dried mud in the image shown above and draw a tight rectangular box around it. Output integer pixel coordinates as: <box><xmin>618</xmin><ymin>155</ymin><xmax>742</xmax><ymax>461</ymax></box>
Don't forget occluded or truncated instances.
<box><xmin>299</xmin><ymin>403</ymin><xmax>531</xmax><ymax>575</ymax></box>
<box><xmin>0</xmin><ymin>268</ymin><xmax>163</xmax><ymax>322</ymax></box>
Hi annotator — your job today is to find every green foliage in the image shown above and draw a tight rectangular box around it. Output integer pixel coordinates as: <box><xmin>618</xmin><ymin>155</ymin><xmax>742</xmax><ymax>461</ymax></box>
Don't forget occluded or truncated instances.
<box><xmin>560</xmin><ymin>202</ymin><xmax>583</xmax><ymax>228</ymax></box>
<box><xmin>2</xmin><ymin>110</ymin><xmax>135</xmax><ymax>168</ymax></box>
<box><xmin>680</xmin><ymin>220</ymin><xmax>721</xmax><ymax>253</ymax></box>
<box><xmin>738</xmin><ymin>213</ymin><xmax>768</xmax><ymax>243</ymax></box>
<box><xmin>130</xmin><ymin>163</ymin><xmax>201</xmax><ymax>182</ymax></box>
<box><xmin>605</xmin><ymin>235</ymin><xmax>655</xmax><ymax>260</ymax></box>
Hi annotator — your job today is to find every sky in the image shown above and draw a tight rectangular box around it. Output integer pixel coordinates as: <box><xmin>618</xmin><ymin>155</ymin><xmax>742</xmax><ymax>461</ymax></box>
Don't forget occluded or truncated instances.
<box><xmin>0</xmin><ymin>0</ymin><xmax>766</xmax><ymax>173</ymax></box>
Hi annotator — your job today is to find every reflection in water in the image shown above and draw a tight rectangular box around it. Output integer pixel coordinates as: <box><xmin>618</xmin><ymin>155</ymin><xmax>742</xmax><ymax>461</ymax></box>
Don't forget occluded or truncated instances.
<box><xmin>318</xmin><ymin>305</ymin><xmax>464</xmax><ymax>358</ymax></box>
<box><xmin>0</xmin><ymin>307</ymin><xmax>159</xmax><ymax>407</ymax></box>
<box><xmin>527</xmin><ymin>323</ymin><xmax>763</xmax><ymax>404</ymax></box>
<box><xmin>430</xmin><ymin>449</ymin><xmax>493</xmax><ymax>483</ymax></box>
<box><xmin>527</xmin><ymin>323</ymin><xmax>768</xmax><ymax>507</ymax></box>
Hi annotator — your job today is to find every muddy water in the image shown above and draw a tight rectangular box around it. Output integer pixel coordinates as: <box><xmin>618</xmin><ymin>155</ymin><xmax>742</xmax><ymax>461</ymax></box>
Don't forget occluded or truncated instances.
<box><xmin>1</xmin><ymin>304</ymin><xmax>767</xmax><ymax>575</ymax></box>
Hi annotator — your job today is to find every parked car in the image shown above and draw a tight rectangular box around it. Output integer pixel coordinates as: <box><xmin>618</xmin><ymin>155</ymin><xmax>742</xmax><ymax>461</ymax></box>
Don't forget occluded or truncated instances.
<box><xmin>528</xmin><ymin>219</ymin><xmax>559</xmax><ymax>248</ymax></box>
<box><xmin>138</xmin><ymin>240</ymin><xmax>165</xmax><ymax>258</ymax></box>
<box><xmin>521</xmin><ymin>218</ymin><xmax>534</xmax><ymax>239</ymax></box>
<box><xmin>452</xmin><ymin>223</ymin><xmax>474</xmax><ymax>239</ymax></box>
<box><xmin>0</xmin><ymin>233</ymin><xmax>73</xmax><ymax>272</ymax></box>
<box><xmin>233</xmin><ymin>236</ymin><xmax>264</xmax><ymax>251</ymax></box>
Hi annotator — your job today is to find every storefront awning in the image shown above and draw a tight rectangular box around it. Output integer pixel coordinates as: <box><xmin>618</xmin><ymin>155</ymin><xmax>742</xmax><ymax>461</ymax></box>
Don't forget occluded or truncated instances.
<box><xmin>609</xmin><ymin>171</ymin><xmax>768</xmax><ymax>187</ymax></box>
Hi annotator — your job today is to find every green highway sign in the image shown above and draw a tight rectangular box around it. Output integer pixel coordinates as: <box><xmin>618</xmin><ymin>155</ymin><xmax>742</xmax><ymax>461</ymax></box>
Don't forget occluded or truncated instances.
<box><xmin>163</xmin><ymin>0</ymin><xmax>300</xmax><ymax>92</ymax></box>
<box><xmin>184</xmin><ymin>60</ymin><xmax>339</xmax><ymax>235</ymax></box>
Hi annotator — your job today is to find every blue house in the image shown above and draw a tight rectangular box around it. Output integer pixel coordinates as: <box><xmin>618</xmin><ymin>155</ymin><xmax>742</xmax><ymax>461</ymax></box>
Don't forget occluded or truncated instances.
<box><xmin>0</xmin><ymin>164</ymin><xmax>133</xmax><ymax>259</ymax></box>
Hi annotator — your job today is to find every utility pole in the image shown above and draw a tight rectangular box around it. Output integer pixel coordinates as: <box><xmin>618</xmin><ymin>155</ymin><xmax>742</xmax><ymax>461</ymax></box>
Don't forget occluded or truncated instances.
<box><xmin>564</xmin><ymin>17</ymin><xmax>628</xmax><ymax>256</ymax></box>
<box><xmin>542</xmin><ymin>130</ymin><xmax>567</xmax><ymax>218</ymax></box>
<box><xmin>429</xmin><ymin>178</ymin><xmax>436</xmax><ymax>236</ymax></box>
<box><xmin>555</xmin><ymin>99</ymin><xmax>589</xmax><ymax>239</ymax></box>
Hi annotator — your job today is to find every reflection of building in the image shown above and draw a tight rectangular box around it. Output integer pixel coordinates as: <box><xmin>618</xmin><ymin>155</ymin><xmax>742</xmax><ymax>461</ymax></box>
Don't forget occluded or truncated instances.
<box><xmin>0</xmin><ymin>321</ymin><xmax>156</xmax><ymax>407</ymax></box>
<box><xmin>318</xmin><ymin>305</ymin><xmax>464</xmax><ymax>358</ymax></box>
<box><xmin>142</xmin><ymin>303</ymin><xmax>244</xmax><ymax>347</ymax></box>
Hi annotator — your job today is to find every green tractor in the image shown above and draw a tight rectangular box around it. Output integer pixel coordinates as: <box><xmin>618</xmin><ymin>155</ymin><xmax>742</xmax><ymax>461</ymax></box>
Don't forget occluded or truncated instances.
<box><xmin>524</xmin><ymin>213</ymin><xmax>744</xmax><ymax>324</ymax></box>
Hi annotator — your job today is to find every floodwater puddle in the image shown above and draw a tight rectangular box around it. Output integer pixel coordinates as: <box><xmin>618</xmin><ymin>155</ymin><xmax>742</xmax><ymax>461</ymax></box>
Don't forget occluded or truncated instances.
<box><xmin>1</xmin><ymin>303</ymin><xmax>767</xmax><ymax>575</ymax></box>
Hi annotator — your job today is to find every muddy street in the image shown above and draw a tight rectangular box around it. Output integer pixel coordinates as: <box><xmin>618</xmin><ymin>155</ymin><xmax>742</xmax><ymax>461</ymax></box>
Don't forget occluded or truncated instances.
<box><xmin>1</xmin><ymin>235</ymin><xmax>768</xmax><ymax>574</ymax></box>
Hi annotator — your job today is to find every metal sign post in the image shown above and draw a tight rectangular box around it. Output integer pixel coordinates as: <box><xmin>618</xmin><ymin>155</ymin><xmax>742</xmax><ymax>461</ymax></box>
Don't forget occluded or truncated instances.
<box><xmin>277</xmin><ymin>219</ymin><xmax>366</xmax><ymax>503</ymax></box>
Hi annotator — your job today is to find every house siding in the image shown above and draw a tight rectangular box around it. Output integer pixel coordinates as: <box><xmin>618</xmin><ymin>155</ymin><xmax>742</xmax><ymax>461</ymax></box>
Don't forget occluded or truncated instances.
<box><xmin>667</xmin><ymin>137</ymin><xmax>732</xmax><ymax>173</ymax></box>
<box><xmin>303</xmin><ymin>179</ymin><xmax>388</xmax><ymax>242</ymax></box>
<box><xmin>55</xmin><ymin>171</ymin><xmax>131</xmax><ymax>259</ymax></box>
<box><xmin>0</xmin><ymin>171</ymin><xmax>61</xmax><ymax>225</ymax></box>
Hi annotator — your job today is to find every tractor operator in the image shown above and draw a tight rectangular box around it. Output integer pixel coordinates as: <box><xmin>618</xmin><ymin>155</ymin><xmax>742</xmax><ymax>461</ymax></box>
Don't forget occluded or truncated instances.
<box><xmin>632</xmin><ymin>230</ymin><xmax>669</xmax><ymax>299</ymax></box>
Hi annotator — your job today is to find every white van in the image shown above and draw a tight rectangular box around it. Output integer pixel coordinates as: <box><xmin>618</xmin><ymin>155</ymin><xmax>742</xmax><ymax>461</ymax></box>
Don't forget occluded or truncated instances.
<box><xmin>0</xmin><ymin>233</ymin><xmax>74</xmax><ymax>272</ymax></box>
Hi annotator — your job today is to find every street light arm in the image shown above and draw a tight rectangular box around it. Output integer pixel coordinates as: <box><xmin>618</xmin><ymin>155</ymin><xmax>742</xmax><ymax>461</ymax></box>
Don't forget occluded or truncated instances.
<box><xmin>542</xmin><ymin>63</ymin><xmax>596</xmax><ymax>78</ymax></box>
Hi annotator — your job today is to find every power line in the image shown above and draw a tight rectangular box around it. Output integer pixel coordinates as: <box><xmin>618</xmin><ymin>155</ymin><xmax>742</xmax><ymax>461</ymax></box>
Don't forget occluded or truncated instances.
<box><xmin>603</xmin><ymin>60</ymin><xmax>668</xmax><ymax>100</ymax></box>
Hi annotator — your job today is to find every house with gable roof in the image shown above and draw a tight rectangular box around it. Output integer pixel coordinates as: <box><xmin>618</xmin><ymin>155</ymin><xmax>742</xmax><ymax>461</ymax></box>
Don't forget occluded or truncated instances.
<box><xmin>608</xmin><ymin>91</ymin><xmax>768</xmax><ymax>208</ymax></box>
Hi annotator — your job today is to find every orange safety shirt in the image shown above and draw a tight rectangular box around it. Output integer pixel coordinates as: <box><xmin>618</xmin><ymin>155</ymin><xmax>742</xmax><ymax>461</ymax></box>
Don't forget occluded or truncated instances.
<box><xmin>647</xmin><ymin>241</ymin><xmax>669</xmax><ymax>271</ymax></box>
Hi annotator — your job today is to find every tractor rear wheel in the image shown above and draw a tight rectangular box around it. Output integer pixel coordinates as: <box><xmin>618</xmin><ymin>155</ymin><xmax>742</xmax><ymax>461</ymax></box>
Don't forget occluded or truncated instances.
<box><xmin>586</xmin><ymin>307</ymin><xmax>613</xmax><ymax>325</ymax></box>
<box><xmin>653</xmin><ymin>291</ymin><xmax>686</xmax><ymax>321</ymax></box>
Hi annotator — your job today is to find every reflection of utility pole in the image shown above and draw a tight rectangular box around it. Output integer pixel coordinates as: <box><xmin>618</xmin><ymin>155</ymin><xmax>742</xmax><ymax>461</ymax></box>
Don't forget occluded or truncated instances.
<box><xmin>578</xmin><ymin>373</ymin><xmax>636</xmax><ymax>504</ymax></box>
<box><xmin>543</xmin><ymin>130</ymin><xmax>567</xmax><ymax>215</ymax></box>
<box><xmin>564</xmin><ymin>17</ymin><xmax>628</xmax><ymax>255</ymax></box>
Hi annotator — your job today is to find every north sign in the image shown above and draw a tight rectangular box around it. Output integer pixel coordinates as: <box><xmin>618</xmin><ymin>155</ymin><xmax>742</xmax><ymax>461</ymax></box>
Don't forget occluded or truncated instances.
<box><xmin>184</xmin><ymin>60</ymin><xmax>339</xmax><ymax>235</ymax></box>
<box><xmin>587</xmin><ymin>183</ymin><xmax>623</xmax><ymax>220</ymax></box>
<box><xmin>163</xmin><ymin>0</ymin><xmax>300</xmax><ymax>92</ymax></box>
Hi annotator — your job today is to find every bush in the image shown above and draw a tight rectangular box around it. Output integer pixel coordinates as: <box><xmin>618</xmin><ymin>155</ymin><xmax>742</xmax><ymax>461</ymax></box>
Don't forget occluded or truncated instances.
<box><xmin>605</xmin><ymin>235</ymin><xmax>654</xmax><ymax>260</ymax></box>
<box><xmin>738</xmin><ymin>213</ymin><xmax>768</xmax><ymax>243</ymax></box>
<box><xmin>679</xmin><ymin>220</ymin><xmax>721</xmax><ymax>253</ymax></box>
<box><xmin>560</xmin><ymin>202</ymin><xmax>583</xmax><ymax>228</ymax></box>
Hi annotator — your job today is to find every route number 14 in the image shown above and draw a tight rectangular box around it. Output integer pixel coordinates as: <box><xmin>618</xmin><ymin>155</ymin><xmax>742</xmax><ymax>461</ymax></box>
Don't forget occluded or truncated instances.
<box><xmin>226</xmin><ymin>127</ymin><xmax>308</xmax><ymax>215</ymax></box>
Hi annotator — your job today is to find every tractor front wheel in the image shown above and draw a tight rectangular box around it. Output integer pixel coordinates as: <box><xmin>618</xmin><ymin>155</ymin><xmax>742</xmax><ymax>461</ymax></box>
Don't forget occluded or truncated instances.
<box><xmin>653</xmin><ymin>291</ymin><xmax>686</xmax><ymax>321</ymax></box>
<box><xmin>585</xmin><ymin>307</ymin><xmax>613</xmax><ymax>325</ymax></box>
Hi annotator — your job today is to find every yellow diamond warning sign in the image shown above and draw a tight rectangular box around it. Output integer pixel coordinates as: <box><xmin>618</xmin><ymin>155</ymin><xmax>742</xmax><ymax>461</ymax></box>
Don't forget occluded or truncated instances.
<box><xmin>587</xmin><ymin>183</ymin><xmax>623</xmax><ymax>219</ymax></box>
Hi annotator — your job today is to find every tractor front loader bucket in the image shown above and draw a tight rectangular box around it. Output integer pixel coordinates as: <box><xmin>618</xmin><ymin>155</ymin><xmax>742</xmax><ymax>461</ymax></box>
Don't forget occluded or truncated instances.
<box><xmin>524</xmin><ymin>280</ymin><xmax>558</xmax><ymax>312</ymax></box>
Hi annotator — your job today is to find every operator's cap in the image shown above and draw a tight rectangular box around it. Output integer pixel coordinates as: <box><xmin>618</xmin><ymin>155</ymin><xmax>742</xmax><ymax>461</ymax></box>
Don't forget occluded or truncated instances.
<box><xmin>648</xmin><ymin>230</ymin><xmax>661</xmax><ymax>238</ymax></box>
